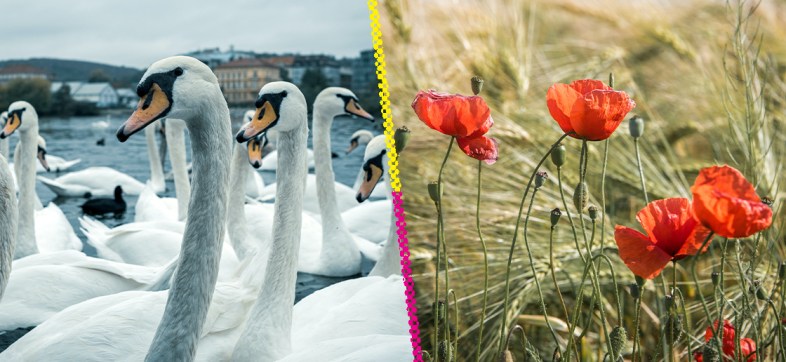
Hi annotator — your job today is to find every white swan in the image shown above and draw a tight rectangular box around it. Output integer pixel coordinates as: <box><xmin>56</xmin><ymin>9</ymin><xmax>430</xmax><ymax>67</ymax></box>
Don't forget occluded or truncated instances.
<box><xmin>0</xmin><ymin>112</ymin><xmax>8</xmax><ymax>159</ymax></box>
<box><xmin>346</xmin><ymin>129</ymin><xmax>375</xmax><ymax>154</ymax></box>
<box><xmin>244</xmin><ymin>109</ymin><xmax>315</xmax><ymax>172</ymax></box>
<box><xmin>2</xmin><ymin>102</ymin><xmax>81</xmax><ymax>258</ymax></box>
<box><xmin>15</xmin><ymin>137</ymin><xmax>81</xmax><ymax>173</ymax></box>
<box><xmin>134</xmin><ymin>118</ymin><xmax>188</xmax><ymax>222</ymax></box>
<box><xmin>36</xmin><ymin>119</ymin><xmax>167</xmax><ymax>197</ymax></box>
<box><xmin>344</xmin><ymin>135</ymin><xmax>393</xmax><ymax>243</ymax></box>
<box><xmin>0</xmin><ymin>152</ymin><xmax>17</xmax><ymax>300</ymax></box>
<box><xmin>0</xmin><ymin>55</ymin><xmax>234</xmax><ymax>361</ymax></box>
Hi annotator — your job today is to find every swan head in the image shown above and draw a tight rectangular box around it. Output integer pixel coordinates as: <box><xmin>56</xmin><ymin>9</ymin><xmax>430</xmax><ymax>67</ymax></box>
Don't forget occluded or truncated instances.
<box><xmin>246</xmin><ymin>132</ymin><xmax>267</xmax><ymax>169</ymax></box>
<box><xmin>356</xmin><ymin>135</ymin><xmax>388</xmax><ymax>202</ymax></box>
<box><xmin>346</xmin><ymin>129</ymin><xmax>375</xmax><ymax>154</ymax></box>
<box><xmin>2</xmin><ymin>101</ymin><xmax>38</xmax><ymax>139</ymax></box>
<box><xmin>36</xmin><ymin>136</ymin><xmax>50</xmax><ymax>172</ymax></box>
<box><xmin>314</xmin><ymin>87</ymin><xmax>374</xmax><ymax>122</ymax></box>
<box><xmin>117</xmin><ymin>56</ymin><xmax>220</xmax><ymax>142</ymax></box>
<box><xmin>235</xmin><ymin>82</ymin><xmax>306</xmax><ymax>142</ymax></box>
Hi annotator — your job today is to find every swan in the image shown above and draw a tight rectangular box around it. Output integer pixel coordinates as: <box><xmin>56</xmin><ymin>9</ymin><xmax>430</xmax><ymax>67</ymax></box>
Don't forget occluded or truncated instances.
<box><xmin>134</xmin><ymin>118</ymin><xmax>188</xmax><ymax>222</ymax></box>
<box><xmin>0</xmin><ymin>55</ymin><xmax>235</xmax><ymax>361</ymax></box>
<box><xmin>343</xmin><ymin>135</ymin><xmax>393</xmax><ymax>243</ymax></box>
<box><xmin>11</xmin><ymin>137</ymin><xmax>81</xmax><ymax>173</ymax></box>
<box><xmin>244</xmin><ymin>109</ymin><xmax>315</xmax><ymax>172</ymax></box>
<box><xmin>0</xmin><ymin>101</ymin><xmax>82</xmax><ymax>259</ymax></box>
<box><xmin>346</xmin><ymin>129</ymin><xmax>375</xmax><ymax>154</ymax></box>
<box><xmin>0</xmin><ymin>152</ymin><xmax>17</xmax><ymax>300</ymax></box>
<box><xmin>0</xmin><ymin>112</ymin><xmax>8</xmax><ymax>158</ymax></box>
<box><xmin>36</xmin><ymin>117</ymin><xmax>167</xmax><ymax>197</ymax></box>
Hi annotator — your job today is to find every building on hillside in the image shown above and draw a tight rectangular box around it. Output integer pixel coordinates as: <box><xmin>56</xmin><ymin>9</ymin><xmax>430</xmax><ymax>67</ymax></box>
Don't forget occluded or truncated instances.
<box><xmin>350</xmin><ymin>49</ymin><xmax>380</xmax><ymax>108</ymax></box>
<box><xmin>214</xmin><ymin>58</ymin><xmax>283</xmax><ymax>105</ymax></box>
<box><xmin>50</xmin><ymin>82</ymin><xmax>119</xmax><ymax>108</ymax></box>
<box><xmin>0</xmin><ymin>65</ymin><xmax>50</xmax><ymax>84</ymax></box>
<box><xmin>184</xmin><ymin>46</ymin><xmax>257</xmax><ymax>69</ymax></box>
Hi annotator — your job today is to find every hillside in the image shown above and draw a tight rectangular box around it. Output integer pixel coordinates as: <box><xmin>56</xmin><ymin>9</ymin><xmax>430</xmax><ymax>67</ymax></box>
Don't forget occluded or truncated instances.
<box><xmin>0</xmin><ymin>58</ymin><xmax>143</xmax><ymax>87</ymax></box>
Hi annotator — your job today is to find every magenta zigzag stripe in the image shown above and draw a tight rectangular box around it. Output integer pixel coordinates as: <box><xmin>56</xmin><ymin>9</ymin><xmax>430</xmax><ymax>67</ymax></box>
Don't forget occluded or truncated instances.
<box><xmin>392</xmin><ymin>191</ymin><xmax>422</xmax><ymax>361</ymax></box>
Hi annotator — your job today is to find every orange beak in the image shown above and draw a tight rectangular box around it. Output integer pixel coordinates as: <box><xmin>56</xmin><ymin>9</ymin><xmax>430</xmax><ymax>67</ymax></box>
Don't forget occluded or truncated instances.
<box><xmin>1</xmin><ymin>112</ymin><xmax>21</xmax><ymax>139</ymax></box>
<box><xmin>345</xmin><ymin>99</ymin><xmax>374</xmax><ymax>121</ymax></box>
<box><xmin>237</xmin><ymin>101</ymin><xmax>277</xmax><ymax>142</ymax></box>
<box><xmin>117</xmin><ymin>83</ymin><xmax>171</xmax><ymax>142</ymax></box>
<box><xmin>356</xmin><ymin>164</ymin><xmax>383</xmax><ymax>202</ymax></box>
<box><xmin>247</xmin><ymin>136</ymin><xmax>264</xmax><ymax>169</ymax></box>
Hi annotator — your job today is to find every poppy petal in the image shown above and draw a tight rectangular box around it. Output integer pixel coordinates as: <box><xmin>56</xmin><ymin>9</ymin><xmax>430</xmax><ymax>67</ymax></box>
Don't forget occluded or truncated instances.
<box><xmin>691</xmin><ymin>165</ymin><xmax>773</xmax><ymax>238</ymax></box>
<box><xmin>740</xmin><ymin>338</ymin><xmax>756</xmax><ymax>361</ymax></box>
<box><xmin>614</xmin><ymin>225</ymin><xmax>672</xmax><ymax>279</ymax></box>
<box><xmin>412</xmin><ymin>90</ymin><xmax>492</xmax><ymax>138</ymax></box>
<box><xmin>636</xmin><ymin>198</ymin><xmax>703</xmax><ymax>257</ymax></box>
<box><xmin>457</xmin><ymin>135</ymin><xmax>498</xmax><ymax>165</ymax></box>
<box><xmin>568</xmin><ymin>79</ymin><xmax>611</xmax><ymax>95</ymax></box>
<box><xmin>546</xmin><ymin>83</ymin><xmax>581</xmax><ymax>137</ymax></box>
<box><xmin>570</xmin><ymin>90</ymin><xmax>635</xmax><ymax>141</ymax></box>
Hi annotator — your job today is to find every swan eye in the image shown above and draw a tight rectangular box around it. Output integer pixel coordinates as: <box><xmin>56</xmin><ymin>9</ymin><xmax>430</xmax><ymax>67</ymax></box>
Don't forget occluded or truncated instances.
<box><xmin>173</xmin><ymin>67</ymin><xmax>184</xmax><ymax>77</ymax></box>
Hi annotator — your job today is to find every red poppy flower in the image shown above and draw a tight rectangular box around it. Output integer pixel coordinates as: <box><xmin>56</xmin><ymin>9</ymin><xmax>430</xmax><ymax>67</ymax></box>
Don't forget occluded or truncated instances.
<box><xmin>412</xmin><ymin>90</ymin><xmax>492</xmax><ymax>138</ymax></box>
<box><xmin>457</xmin><ymin>135</ymin><xmax>498</xmax><ymax>165</ymax></box>
<box><xmin>546</xmin><ymin>79</ymin><xmax>636</xmax><ymax>141</ymax></box>
<box><xmin>694</xmin><ymin>320</ymin><xmax>756</xmax><ymax>361</ymax></box>
<box><xmin>691</xmin><ymin>165</ymin><xmax>772</xmax><ymax>238</ymax></box>
<box><xmin>614</xmin><ymin>198</ymin><xmax>710</xmax><ymax>279</ymax></box>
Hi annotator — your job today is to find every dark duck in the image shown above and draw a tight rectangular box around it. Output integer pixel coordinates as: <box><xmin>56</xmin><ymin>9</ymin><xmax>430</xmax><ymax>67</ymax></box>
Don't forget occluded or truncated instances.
<box><xmin>81</xmin><ymin>185</ymin><xmax>126</xmax><ymax>217</ymax></box>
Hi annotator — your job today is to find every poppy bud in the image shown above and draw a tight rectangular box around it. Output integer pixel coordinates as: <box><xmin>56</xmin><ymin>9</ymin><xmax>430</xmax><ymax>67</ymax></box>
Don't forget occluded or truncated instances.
<box><xmin>438</xmin><ymin>340</ymin><xmax>452</xmax><ymax>362</ymax></box>
<box><xmin>550</xmin><ymin>208</ymin><xmax>562</xmax><ymax>228</ymax></box>
<box><xmin>433</xmin><ymin>300</ymin><xmax>446</xmax><ymax>321</ymax></box>
<box><xmin>428</xmin><ymin>181</ymin><xmax>442</xmax><ymax>203</ymax></box>
<box><xmin>471</xmin><ymin>76</ymin><xmax>484</xmax><ymax>95</ymax></box>
<box><xmin>629</xmin><ymin>115</ymin><xmax>644</xmax><ymax>138</ymax></box>
<box><xmin>665</xmin><ymin>314</ymin><xmax>683</xmax><ymax>344</ymax></box>
<box><xmin>535</xmin><ymin>171</ymin><xmax>548</xmax><ymax>189</ymax></box>
<box><xmin>629</xmin><ymin>283</ymin><xmax>640</xmax><ymax>299</ymax></box>
<box><xmin>701</xmin><ymin>339</ymin><xmax>721</xmax><ymax>362</ymax></box>
<box><xmin>587</xmin><ymin>205</ymin><xmax>598</xmax><ymax>220</ymax></box>
<box><xmin>779</xmin><ymin>262</ymin><xmax>786</xmax><ymax>280</ymax></box>
<box><xmin>751</xmin><ymin>280</ymin><xmax>768</xmax><ymax>300</ymax></box>
<box><xmin>572</xmin><ymin>182</ymin><xmax>589</xmax><ymax>211</ymax></box>
<box><xmin>609</xmin><ymin>326</ymin><xmax>627</xmax><ymax>361</ymax></box>
<box><xmin>551</xmin><ymin>143</ymin><xmax>566</xmax><ymax>167</ymax></box>
<box><xmin>711</xmin><ymin>272</ymin><xmax>720</xmax><ymax>286</ymax></box>
<box><xmin>394</xmin><ymin>126</ymin><xmax>411</xmax><ymax>153</ymax></box>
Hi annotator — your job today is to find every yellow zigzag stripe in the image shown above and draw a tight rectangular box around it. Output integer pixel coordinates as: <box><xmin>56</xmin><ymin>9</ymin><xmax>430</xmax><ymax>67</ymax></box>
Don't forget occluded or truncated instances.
<box><xmin>366</xmin><ymin>0</ymin><xmax>400</xmax><ymax>192</ymax></box>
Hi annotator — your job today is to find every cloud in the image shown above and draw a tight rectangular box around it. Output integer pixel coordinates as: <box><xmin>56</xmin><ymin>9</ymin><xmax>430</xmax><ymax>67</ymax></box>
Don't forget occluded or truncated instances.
<box><xmin>0</xmin><ymin>0</ymin><xmax>373</xmax><ymax>68</ymax></box>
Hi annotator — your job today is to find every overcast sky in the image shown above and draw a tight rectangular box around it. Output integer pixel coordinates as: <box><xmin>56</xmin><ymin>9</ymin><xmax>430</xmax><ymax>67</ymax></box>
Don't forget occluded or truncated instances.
<box><xmin>0</xmin><ymin>0</ymin><xmax>374</xmax><ymax>68</ymax></box>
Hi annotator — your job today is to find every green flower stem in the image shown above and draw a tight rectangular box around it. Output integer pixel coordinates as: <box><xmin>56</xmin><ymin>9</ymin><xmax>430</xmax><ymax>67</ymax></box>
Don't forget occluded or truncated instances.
<box><xmin>474</xmin><ymin>161</ymin><xmax>489</xmax><ymax>362</ymax></box>
<box><xmin>633</xmin><ymin>137</ymin><xmax>648</xmax><ymax>204</ymax></box>
<box><xmin>433</xmin><ymin>136</ymin><xmax>454</xmax><ymax>361</ymax></box>
<box><xmin>690</xmin><ymin>232</ymin><xmax>716</xmax><ymax>325</ymax></box>
<box><xmin>766</xmin><ymin>298</ymin><xmax>786</xmax><ymax>357</ymax></box>
<box><xmin>632</xmin><ymin>287</ymin><xmax>643</xmax><ymax>362</ymax></box>
<box><xmin>674</xmin><ymin>287</ymin><xmax>693</xmax><ymax>358</ymax></box>
<box><xmin>600</xmin><ymin>139</ymin><xmax>609</xmax><ymax>247</ymax></box>
<box><xmin>448</xmin><ymin>289</ymin><xmax>459</xmax><ymax>353</ymax></box>
<box><xmin>557</xmin><ymin>167</ymin><xmax>587</xmax><ymax>263</ymax></box>
<box><xmin>548</xmin><ymin>219</ymin><xmax>571</xmax><ymax>337</ymax></box>
<box><xmin>497</xmin><ymin>132</ymin><xmax>571</xmax><ymax>355</ymax></box>
<box><xmin>441</xmin><ymin>224</ymin><xmax>451</xmax><ymax>352</ymax></box>
<box><xmin>521</xmin><ymin>187</ymin><xmax>561</xmax><ymax>346</ymax></box>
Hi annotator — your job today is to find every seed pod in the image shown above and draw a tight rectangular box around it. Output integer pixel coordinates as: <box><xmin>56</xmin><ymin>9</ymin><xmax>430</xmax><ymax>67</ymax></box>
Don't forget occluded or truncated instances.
<box><xmin>550</xmin><ymin>208</ymin><xmax>562</xmax><ymax>228</ymax></box>
<box><xmin>433</xmin><ymin>300</ymin><xmax>446</xmax><ymax>321</ymax></box>
<box><xmin>572</xmin><ymin>182</ymin><xmax>589</xmax><ymax>211</ymax></box>
<box><xmin>551</xmin><ymin>144</ymin><xmax>566</xmax><ymax>168</ymax></box>
<box><xmin>702</xmin><ymin>339</ymin><xmax>721</xmax><ymax>362</ymax></box>
<box><xmin>438</xmin><ymin>340</ymin><xmax>452</xmax><ymax>362</ymax></box>
<box><xmin>587</xmin><ymin>205</ymin><xmax>598</xmax><ymax>220</ymax></box>
<box><xmin>428</xmin><ymin>181</ymin><xmax>442</xmax><ymax>203</ymax></box>
<box><xmin>535</xmin><ymin>171</ymin><xmax>548</xmax><ymax>189</ymax></box>
<box><xmin>665</xmin><ymin>314</ymin><xmax>683</xmax><ymax>344</ymax></box>
<box><xmin>394</xmin><ymin>126</ymin><xmax>411</xmax><ymax>153</ymax></box>
<box><xmin>609</xmin><ymin>326</ymin><xmax>627</xmax><ymax>361</ymax></box>
<box><xmin>629</xmin><ymin>115</ymin><xmax>644</xmax><ymax>138</ymax></box>
<box><xmin>471</xmin><ymin>76</ymin><xmax>484</xmax><ymax>95</ymax></box>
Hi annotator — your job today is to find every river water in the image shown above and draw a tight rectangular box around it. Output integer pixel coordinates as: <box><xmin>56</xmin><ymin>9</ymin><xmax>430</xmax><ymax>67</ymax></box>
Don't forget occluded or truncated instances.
<box><xmin>5</xmin><ymin>111</ymin><xmax>385</xmax><ymax>301</ymax></box>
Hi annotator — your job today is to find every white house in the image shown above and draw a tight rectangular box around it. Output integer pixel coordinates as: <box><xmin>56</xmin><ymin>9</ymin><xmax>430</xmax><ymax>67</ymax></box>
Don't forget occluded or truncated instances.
<box><xmin>115</xmin><ymin>88</ymin><xmax>138</xmax><ymax>108</ymax></box>
<box><xmin>50</xmin><ymin>82</ymin><xmax>119</xmax><ymax>108</ymax></box>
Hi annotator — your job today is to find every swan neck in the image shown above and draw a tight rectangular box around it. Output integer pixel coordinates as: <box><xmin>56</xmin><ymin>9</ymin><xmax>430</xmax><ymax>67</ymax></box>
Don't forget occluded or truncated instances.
<box><xmin>232</xmin><ymin>123</ymin><xmax>308</xmax><ymax>361</ymax></box>
<box><xmin>0</xmin><ymin>155</ymin><xmax>17</xmax><ymax>299</ymax></box>
<box><xmin>14</xmin><ymin>130</ymin><xmax>38</xmax><ymax>258</ymax></box>
<box><xmin>166</xmin><ymin>119</ymin><xmax>190</xmax><ymax>221</ymax></box>
<box><xmin>145</xmin><ymin>93</ymin><xmax>231</xmax><ymax>362</ymax></box>
<box><xmin>226</xmin><ymin>143</ymin><xmax>251</xmax><ymax>260</ymax></box>
<box><xmin>0</xmin><ymin>138</ymin><xmax>8</xmax><ymax>159</ymax></box>
<box><xmin>312</xmin><ymin>110</ymin><xmax>344</xmax><ymax>228</ymax></box>
<box><xmin>369</xmin><ymin>200</ymin><xmax>401</xmax><ymax>277</ymax></box>
<box><xmin>145</xmin><ymin>125</ymin><xmax>166</xmax><ymax>194</ymax></box>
